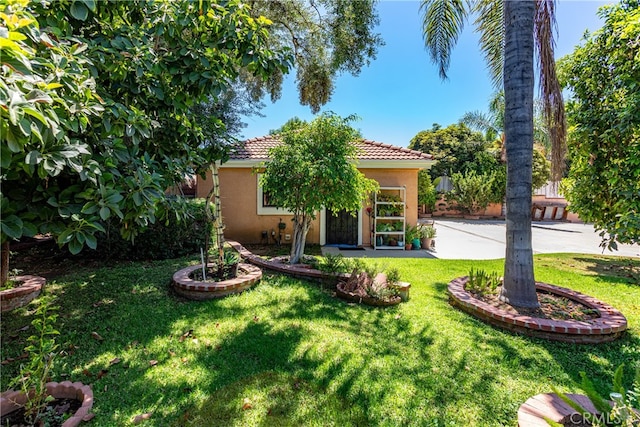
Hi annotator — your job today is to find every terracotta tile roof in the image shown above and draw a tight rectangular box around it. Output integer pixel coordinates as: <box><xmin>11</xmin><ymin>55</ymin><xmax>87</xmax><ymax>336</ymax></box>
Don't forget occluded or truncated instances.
<box><xmin>230</xmin><ymin>135</ymin><xmax>433</xmax><ymax>161</ymax></box>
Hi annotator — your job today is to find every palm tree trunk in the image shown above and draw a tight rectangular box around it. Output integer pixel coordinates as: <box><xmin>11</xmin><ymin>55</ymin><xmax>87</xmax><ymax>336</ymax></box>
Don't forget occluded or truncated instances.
<box><xmin>500</xmin><ymin>0</ymin><xmax>539</xmax><ymax>309</ymax></box>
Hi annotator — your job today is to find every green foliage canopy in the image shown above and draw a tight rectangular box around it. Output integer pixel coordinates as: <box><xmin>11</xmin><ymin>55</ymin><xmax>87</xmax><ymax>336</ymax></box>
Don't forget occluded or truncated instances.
<box><xmin>0</xmin><ymin>0</ymin><xmax>291</xmax><ymax>257</ymax></box>
<box><xmin>260</xmin><ymin>113</ymin><xmax>378</xmax><ymax>263</ymax></box>
<box><xmin>409</xmin><ymin>123</ymin><xmax>500</xmax><ymax>179</ymax></box>
<box><xmin>248</xmin><ymin>0</ymin><xmax>383</xmax><ymax>113</ymax></box>
<box><xmin>560</xmin><ymin>0</ymin><xmax>640</xmax><ymax>249</ymax></box>
<box><xmin>260</xmin><ymin>113</ymin><xmax>378</xmax><ymax>219</ymax></box>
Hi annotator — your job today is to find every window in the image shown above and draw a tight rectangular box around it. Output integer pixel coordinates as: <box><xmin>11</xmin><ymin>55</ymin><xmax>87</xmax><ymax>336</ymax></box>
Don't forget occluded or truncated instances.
<box><xmin>257</xmin><ymin>174</ymin><xmax>293</xmax><ymax>215</ymax></box>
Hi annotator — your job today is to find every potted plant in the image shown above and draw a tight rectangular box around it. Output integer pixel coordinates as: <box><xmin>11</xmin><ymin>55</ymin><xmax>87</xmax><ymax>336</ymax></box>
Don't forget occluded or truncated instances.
<box><xmin>405</xmin><ymin>226</ymin><xmax>418</xmax><ymax>250</ymax></box>
<box><xmin>418</xmin><ymin>224</ymin><xmax>437</xmax><ymax>249</ymax></box>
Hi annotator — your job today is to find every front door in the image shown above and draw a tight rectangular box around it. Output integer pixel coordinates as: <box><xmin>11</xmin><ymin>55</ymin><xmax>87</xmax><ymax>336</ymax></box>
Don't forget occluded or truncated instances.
<box><xmin>325</xmin><ymin>209</ymin><xmax>359</xmax><ymax>246</ymax></box>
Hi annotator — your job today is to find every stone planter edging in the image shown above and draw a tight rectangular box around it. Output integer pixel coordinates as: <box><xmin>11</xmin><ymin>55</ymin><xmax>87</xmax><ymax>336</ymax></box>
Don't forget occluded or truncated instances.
<box><xmin>448</xmin><ymin>277</ymin><xmax>627</xmax><ymax>343</ymax></box>
<box><xmin>1</xmin><ymin>275</ymin><xmax>46</xmax><ymax>312</ymax></box>
<box><xmin>172</xmin><ymin>263</ymin><xmax>262</xmax><ymax>300</ymax></box>
<box><xmin>1</xmin><ymin>381</ymin><xmax>94</xmax><ymax>426</ymax></box>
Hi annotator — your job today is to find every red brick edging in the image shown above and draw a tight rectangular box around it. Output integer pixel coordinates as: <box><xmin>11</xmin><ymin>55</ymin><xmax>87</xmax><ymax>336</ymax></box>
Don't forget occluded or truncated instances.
<box><xmin>227</xmin><ymin>240</ymin><xmax>349</xmax><ymax>288</ymax></box>
<box><xmin>1</xmin><ymin>381</ymin><xmax>94</xmax><ymax>426</ymax></box>
<box><xmin>448</xmin><ymin>277</ymin><xmax>627</xmax><ymax>343</ymax></box>
<box><xmin>517</xmin><ymin>393</ymin><xmax>599</xmax><ymax>426</ymax></box>
<box><xmin>0</xmin><ymin>275</ymin><xmax>45</xmax><ymax>312</ymax></box>
<box><xmin>172</xmin><ymin>263</ymin><xmax>262</xmax><ymax>300</ymax></box>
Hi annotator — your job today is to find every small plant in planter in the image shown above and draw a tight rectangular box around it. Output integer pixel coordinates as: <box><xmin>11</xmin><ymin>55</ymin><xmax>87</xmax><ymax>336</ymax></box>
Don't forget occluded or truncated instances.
<box><xmin>336</xmin><ymin>262</ymin><xmax>401</xmax><ymax>306</ymax></box>
<box><xmin>418</xmin><ymin>224</ymin><xmax>437</xmax><ymax>249</ymax></box>
<box><xmin>466</xmin><ymin>268</ymin><xmax>501</xmax><ymax>295</ymax></box>
<box><xmin>405</xmin><ymin>225</ymin><xmax>419</xmax><ymax>250</ymax></box>
<box><xmin>12</xmin><ymin>296</ymin><xmax>59</xmax><ymax>425</ymax></box>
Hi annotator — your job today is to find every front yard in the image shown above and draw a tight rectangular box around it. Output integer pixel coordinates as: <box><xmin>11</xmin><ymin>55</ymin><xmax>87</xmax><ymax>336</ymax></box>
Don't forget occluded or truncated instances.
<box><xmin>1</xmin><ymin>253</ymin><xmax>638</xmax><ymax>426</ymax></box>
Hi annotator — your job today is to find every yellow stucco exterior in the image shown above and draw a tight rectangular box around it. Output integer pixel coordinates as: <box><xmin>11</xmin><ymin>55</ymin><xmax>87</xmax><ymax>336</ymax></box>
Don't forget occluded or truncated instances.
<box><xmin>196</xmin><ymin>167</ymin><xmax>422</xmax><ymax>246</ymax></box>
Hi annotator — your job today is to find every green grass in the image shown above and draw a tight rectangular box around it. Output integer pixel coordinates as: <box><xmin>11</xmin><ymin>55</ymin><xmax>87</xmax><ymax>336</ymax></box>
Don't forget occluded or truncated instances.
<box><xmin>1</xmin><ymin>254</ymin><xmax>638</xmax><ymax>426</ymax></box>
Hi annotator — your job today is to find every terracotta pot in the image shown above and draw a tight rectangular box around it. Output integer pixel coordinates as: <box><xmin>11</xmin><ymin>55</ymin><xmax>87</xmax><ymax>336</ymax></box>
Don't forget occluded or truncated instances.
<box><xmin>404</xmin><ymin>244</ymin><xmax>412</xmax><ymax>250</ymax></box>
<box><xmin>421</xmin><ymin>237</ymin><xmax>433</xmax><ymax>249</ymax></box>
<box><xmin>1</xmin><ymin>275</ymin><xmax>45</xmax><ymax>312</ymax></box>
<box><xmin>0</xmin><ymin>381</ymin><xmax>93</xmax><ymax>426</ymax></box>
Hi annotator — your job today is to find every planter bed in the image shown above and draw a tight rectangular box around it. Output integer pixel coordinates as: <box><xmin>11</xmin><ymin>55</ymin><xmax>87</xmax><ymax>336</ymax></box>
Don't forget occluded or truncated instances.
<box><xmin>227</xmin><ymin>241</ymin><xmax>348</xmax><ymax>289</ymax></box>
<box><xmin>335</xmin><ymin>282</ymin><xmax>401</xmax><ymax>307</ymax></box>
<box><xmin>0</xmin><ymin>381</ymin><xmax>93</xmax><ymax>427</ymax></box>
<box><xmin>1</xmin><ymin>275</ymin><xmax>46</xmax><ymax>312</ymax></box>
<box><xmin>172</xmin><ymin>263</ymin><xmax>262</xmax><ymax>300</ymax></box>
<box><xmin>448</xmin><ymin>277</ymin><xmax>627</xmax><ymax>343</ymax></box>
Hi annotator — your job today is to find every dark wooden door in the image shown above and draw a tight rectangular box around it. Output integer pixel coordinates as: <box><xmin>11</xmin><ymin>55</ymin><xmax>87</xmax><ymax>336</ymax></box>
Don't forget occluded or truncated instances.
<box><xmin>326</xmin><ymin>209</ymin><xmax>358</xmax><ymax>246</ymax></box>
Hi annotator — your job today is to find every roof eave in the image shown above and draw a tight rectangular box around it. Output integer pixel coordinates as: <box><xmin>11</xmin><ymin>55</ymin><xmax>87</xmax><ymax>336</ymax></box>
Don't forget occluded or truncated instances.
<box><xmin>220</xmin><ymin>158</ymin><xmax>435</xmax><ymax>169</ymax></box>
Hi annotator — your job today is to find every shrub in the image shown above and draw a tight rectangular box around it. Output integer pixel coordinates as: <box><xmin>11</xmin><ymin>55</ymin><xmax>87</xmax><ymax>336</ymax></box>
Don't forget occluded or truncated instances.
<box><xmin>447</xmin><ymin>170</ymin><xmax>499</xmax><ymax>215</ymax></box>
<box><xmin>466</xmin><ymin>268</ymin><xmax>501</xmax><ymax>294</ymax></box>
<box><xmin>92</xmin><ymin>198</ymin><xmax>213</xmax><ymax>260</ymax></box>
<box><xmin>418</xmin><ymin>170</ymin><xmax>438</xmax><ymax>212</ymax></box>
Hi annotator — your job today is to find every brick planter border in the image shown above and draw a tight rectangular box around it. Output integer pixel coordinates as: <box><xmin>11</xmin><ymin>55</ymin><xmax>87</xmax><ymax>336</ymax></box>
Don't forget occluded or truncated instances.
<box><xmin>448</xmin><ymin>277</ymin><xmax>627</xmax><ymax>343</ymax></box>
<box><xmin>172</xmin><ymin>263</ymin><xmax>262</xmax><ymax>300</ymax></box>
<box><xmin>517</xmin><ymin>393</ymin><xmax>600</xmax><ymax>426</ymax></box>
<box><xmin>227</xmin><ymin>241</ymin><xmax>349</xmax><ymax>289</ymax></box>
<box><xmin>0</xmin><ymin>275</ymin><xmax>45</xmax><ymax>312</ymax></box>
<box><xmin>1</xmin><ymin>381</ymin><xmax>93</xmax><ymax>426</ymax></box>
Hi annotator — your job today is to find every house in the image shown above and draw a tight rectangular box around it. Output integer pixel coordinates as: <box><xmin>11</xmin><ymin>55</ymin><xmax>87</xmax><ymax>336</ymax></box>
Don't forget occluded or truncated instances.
<box><xmin>196</xmin><ymin>136</ymin><xmax>434</xmax><ymax>247</ymax></box>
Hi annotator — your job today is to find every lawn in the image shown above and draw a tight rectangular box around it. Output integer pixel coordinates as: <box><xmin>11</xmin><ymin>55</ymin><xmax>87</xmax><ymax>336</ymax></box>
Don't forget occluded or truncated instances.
<box><xmin>1</xmin><ymin>253</ymin><xmax>638</xmax><ymax>426</ymax></box>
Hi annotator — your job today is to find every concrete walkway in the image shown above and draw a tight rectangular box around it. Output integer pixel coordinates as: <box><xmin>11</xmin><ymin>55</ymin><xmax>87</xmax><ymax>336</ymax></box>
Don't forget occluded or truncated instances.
<box><xmin>322</xmin><ymin>219</ymin><xmax>639</xmax><ymax>260</ymax></box>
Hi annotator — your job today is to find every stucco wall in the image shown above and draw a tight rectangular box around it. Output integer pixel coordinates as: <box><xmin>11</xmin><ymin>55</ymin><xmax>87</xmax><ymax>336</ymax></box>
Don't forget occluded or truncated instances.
<box><xmin>197</xmin><ymin>167</ymin><xmax>421</xmax><ymax>246</ymax></box>
<box><xmin>197</xmin><ymin>168</ymin><xmax>321</xmax><ymax>245</ymax></box>
<box><xmin>359</xmin><ymin>169</ymin><xmax>420</xmax><ymax>246</ymax></box>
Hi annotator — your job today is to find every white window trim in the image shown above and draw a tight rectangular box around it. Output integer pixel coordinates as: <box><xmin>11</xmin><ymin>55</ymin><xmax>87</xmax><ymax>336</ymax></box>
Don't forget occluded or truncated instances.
<box><xmin>256</xmin><ymin>174</ymin><xmax>294</xmax><ymax>215</ymax></box>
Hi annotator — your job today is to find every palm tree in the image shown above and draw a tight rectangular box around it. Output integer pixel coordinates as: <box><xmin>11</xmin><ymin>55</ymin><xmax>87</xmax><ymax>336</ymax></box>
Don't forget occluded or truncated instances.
<box><xmin>421</xmin><ymin>0</ymin><xmax>566</xmax><ymax>308</ymax></box>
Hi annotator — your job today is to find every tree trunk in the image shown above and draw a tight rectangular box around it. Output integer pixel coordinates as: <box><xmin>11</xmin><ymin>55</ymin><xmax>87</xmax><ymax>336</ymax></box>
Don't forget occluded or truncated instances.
<box><xmin>500</xmin><ymin>0</ymin><xmax>539</xmax><ymax>309</ymax></box>
<box><xmin>1</xmin><ymin>241</ymin><xmax>9</xmax><ymax>287</ymax></box>
<box><xmin>204</xmin><ymin>163</ymin><xmax>225</xmax><ymax>276</ymax></box>
<box><xmin>289</xmin><ymin>215</ymin><xmax>311</xmax><ymax>265</ymax></box>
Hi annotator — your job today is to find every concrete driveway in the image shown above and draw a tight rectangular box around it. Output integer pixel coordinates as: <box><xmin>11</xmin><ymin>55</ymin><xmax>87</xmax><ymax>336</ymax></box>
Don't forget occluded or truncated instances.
<box><xmin>322</xmin><ymin>219</ymin><xmax>639</xmax><ymax>260</ymax></box>
<box><xmin>431</xmin><ymin>219</ymin><xmax>639</xmax><ymax>260</ymax></box>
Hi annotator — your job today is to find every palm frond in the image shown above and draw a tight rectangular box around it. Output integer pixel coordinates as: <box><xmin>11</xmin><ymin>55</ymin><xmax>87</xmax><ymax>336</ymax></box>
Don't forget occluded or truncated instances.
<box><xmin>471</xmin><ymin>0</ymin><xmax>504</xmax><ymax>89</ymax></box>
<box><xmin>460</xmin><ymin>110</ymin><xmax>498</xmax><ymax>134</ymax></box>
<box><xmin>535</xmin><ymin>0</ymin><xmax>566</xmax><ymax>181</ymax></box>
<box><xmin>420</xmin><ymin>0</ymin><xmax>469</xmax><ymax>80</ymax></box>
<box><xmin>488</xmin><ymin>90</ymin><xmax>505</xmax><ymax>130</ymax></box>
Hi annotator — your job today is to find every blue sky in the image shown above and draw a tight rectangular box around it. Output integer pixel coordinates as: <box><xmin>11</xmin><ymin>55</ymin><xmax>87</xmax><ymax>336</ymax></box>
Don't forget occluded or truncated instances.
<box><xmin>242</xmin><ymin>1</ymin><xmax>611</xmax><ymax>147</ymax></box>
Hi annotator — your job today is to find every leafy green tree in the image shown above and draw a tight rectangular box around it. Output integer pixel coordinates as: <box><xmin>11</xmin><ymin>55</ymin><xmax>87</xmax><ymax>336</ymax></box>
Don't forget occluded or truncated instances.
<box><xmin>247</xmin><ymin>0</ymin><xmax>383</xmax><ymax>113</ymax></box>
<box><xmin>260</xmin><ymin>113</ymin><xmax>379</xmax><ymax>264</ymax></box>
<box><xmin>409</xmin><ymin>123</ymin><xmax>499</xmax><ymax>179</ymax></box>
<box><xmin>269</xmin><ymin>117</ymin><xmax>308</xmax><ymax>135</ymax></box>
<box><xmin>560</xmin><ymin>0</ymin><xmax>640</xmax><ymax>250</ymax></box>
<box><xmin>0</xmin><ymin>0</ymin><xmax>290</xmax><ymax>285</ymax></box>
<box><xmin>447</xmin><ymin>170</ymin><xmax>498</xmax><ymax>215</ymax></box>
<box><xmin>418</xmin><ymin>170</ymin><xmax>438</xmax><ymax>213</ymax></box>
<box><xmin>420</xmin><ymin>0</ymin><xmax>566</xmax><ymax>308</ymax></box>
<box><xmin>1</xmin><ymin>0</ymin><xmax>104</xmax><ymax>285</ymax></box>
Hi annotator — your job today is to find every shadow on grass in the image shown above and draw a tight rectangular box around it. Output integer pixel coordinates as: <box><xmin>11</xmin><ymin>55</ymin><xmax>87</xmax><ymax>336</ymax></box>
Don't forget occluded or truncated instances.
<box><xmin>573</xmin><ymin>256</ymin><xmax>640</xmax><ymax>286</ymax></box>
<box><xmin>2</xmin><ymin>254</ymin><xmax>638</xmax><ymax>426</ymax></box>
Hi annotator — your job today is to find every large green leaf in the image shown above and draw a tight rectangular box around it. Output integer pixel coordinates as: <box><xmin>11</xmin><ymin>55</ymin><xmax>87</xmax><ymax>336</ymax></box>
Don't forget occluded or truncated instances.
<box><xmin>1</xmin><ymin>215</ymin><xmax>23</xmax><ymax>239</ymax></box>
<box><xmin>70</xmin><ymin>1</ymin><xmax>89</xmax><ymax>21</ymax></box>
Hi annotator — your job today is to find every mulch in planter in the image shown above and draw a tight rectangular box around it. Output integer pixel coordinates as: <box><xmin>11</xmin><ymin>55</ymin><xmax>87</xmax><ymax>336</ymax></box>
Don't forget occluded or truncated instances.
<box><xmin>0</xmin><ymin>398</ymin><xmax>81</xmax><ymax>427</ymax></box>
